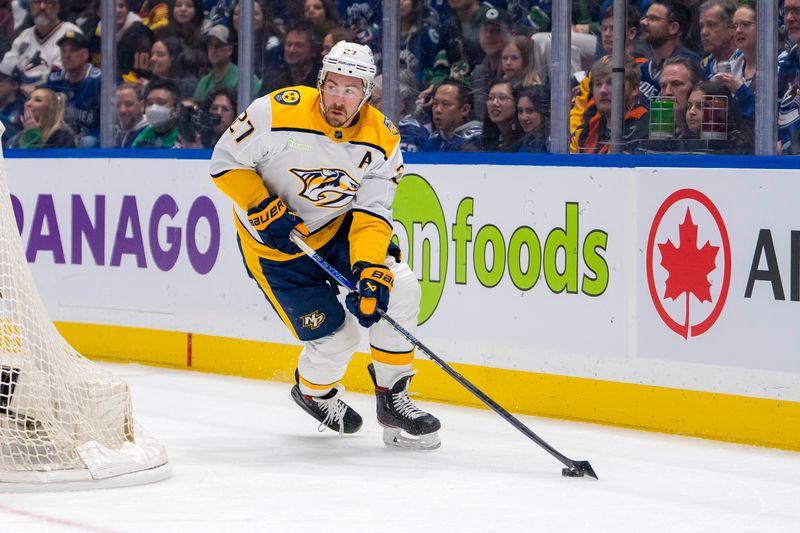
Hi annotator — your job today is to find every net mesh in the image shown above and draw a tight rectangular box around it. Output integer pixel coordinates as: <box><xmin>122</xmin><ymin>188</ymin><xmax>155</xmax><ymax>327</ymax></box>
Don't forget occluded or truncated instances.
<box><xmin>0</xmin><ymin>154</ymin><xmax>142</xmax><ymax>478</ymax></box>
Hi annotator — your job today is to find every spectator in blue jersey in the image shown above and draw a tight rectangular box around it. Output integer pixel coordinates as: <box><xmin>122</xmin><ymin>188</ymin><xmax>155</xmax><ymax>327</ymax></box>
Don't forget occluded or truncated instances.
<box><xmin>698</xmin><ymin>0</ymin><xmax>738</xmax><ymax>79</ymax></box>
<box><xmin>132</xmin><ymin>79</ymin><xmax>183</xmax><ymax>148</ymax></box>
<box><xmin>779</xmin><ymin>0</ymin><xmax>800</xmax><ymax>154</ymax></box>
<box><xmin>44</xmin><ymin>30</ymin><xmax>101</xmax><ymax>148</ymax></box>
<box><xmin>113</xmin><ymin>83</ymin><xmax>148</xmax><ymax>148</ymax></box>
<box><xmin>424</xmin><ymin>78</ymin><xmax>482</xmax><ymax>152</ymax></box>
<box><xmin>639</xmin><ymin>0</ymin><xmax>700</xmax><ymax>106</ymax></box>
<box><xmin>337</xmin><ymin>0</ymin><xmax>381</xmax><ymax>51</ymax></box>
<box><xmin>6</xmin><ymin>88</ymin><xmax>75</xmax><ymax>148</ymax></box>
<box><xmin>399</xmin><ymin>0</ymin><xmax>439</xmax><ymax>87</ymax></box>
<box><xmin>0</xmin><ymin>64</ymin><xmax>24</xmax><ymax>142</ymax></box>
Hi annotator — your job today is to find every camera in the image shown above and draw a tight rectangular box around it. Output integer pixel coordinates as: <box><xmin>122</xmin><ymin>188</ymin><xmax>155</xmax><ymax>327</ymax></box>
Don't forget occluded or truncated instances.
<box><xmin>177</xmin><ymin>104</ymin><xmax>223</xmax><ymax>143</ymax></box>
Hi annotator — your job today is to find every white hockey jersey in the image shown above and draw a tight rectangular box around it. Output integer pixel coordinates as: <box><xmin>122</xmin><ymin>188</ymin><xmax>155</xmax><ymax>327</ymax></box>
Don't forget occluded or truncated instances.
<box><xmin>210</xmin><ymin>85</ymin><xmax>404</xmax><ymax>266</ymax></box>
<box><xmin>1</xmin><ymin>21</ymin><xmax>82</xmax><ymax>86</ymax></box>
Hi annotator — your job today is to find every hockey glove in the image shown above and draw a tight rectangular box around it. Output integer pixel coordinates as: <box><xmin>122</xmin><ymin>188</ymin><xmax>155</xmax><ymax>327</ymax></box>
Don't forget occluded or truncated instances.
<box><xmin>345</xmin><ymin>262</ymin><xmax>393</xmax><ymax>328</ymax></box>
<box><xmin>247</xmin><ymin>195</ymin><xmax>309</xmax><ymax>254</ymax></box>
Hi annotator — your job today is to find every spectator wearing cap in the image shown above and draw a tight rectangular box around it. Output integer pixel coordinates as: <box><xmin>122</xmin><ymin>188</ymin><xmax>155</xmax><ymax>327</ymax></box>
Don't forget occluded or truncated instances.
<box><xmin>0</xmin><ymin>0</ymin><xmax>81</xmax><ymax>91</ymax></box>
<box><xmin>639</xmin><ymin>0</ymin><xmax>701</xmax><ymax>106</ymax></box>
<box><xmin>44</xmin><ymin>30</ymin><xmax>101</xmax><ymax>148</ymax></box>
<box><xmin>193</xmin><ymin>25</ymin><xmax>259</xmax><ymax>103</ymax></box>
<box><xmin>470</xmin><ymin>7</ymin><xmax>511</xmax><ymax>123</ymax></box>
<box><xmin>113</xmin><ymin>83</ymin><xmax>148</xmax><ymax>148</ymax></box>
<box><xmin>0</xmin><ymin>64</ymin><xmax>24</xmax><ymax>141</ymax></box>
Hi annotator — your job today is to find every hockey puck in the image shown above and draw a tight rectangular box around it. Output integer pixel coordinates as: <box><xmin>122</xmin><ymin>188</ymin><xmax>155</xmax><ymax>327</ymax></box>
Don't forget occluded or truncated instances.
<box><xmin>562</xmin><ymin>467</ymin><xmax>584</xmax><ymax>477</ymax></box>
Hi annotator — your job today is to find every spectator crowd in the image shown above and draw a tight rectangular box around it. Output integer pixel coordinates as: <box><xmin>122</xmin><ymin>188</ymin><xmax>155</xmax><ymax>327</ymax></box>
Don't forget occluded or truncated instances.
<box><xmin>0</xmin><ymin>0</ymin><xmax>797</xmax><ymax>154</ymax></box>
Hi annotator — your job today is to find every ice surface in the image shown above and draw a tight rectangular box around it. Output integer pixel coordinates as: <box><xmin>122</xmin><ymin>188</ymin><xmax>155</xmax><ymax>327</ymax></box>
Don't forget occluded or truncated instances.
<box><xmin>1</xmin><ymin>362</ymin><xmax>798</xmax><ymax>532</ymax></box>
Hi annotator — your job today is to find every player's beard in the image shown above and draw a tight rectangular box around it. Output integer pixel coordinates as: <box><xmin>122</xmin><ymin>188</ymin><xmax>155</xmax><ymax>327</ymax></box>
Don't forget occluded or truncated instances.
<box><xmin>324</xmin><ymin>104</ymin><xmax>351</xmax><ymax>127</ymax></box>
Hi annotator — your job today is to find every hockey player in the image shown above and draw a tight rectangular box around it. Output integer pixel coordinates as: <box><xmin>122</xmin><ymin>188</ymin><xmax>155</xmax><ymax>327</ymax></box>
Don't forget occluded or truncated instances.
<box><xmin>210</xmin><ymin>41</ymin><xmax>441</xmax><ymax>449</ymax></box>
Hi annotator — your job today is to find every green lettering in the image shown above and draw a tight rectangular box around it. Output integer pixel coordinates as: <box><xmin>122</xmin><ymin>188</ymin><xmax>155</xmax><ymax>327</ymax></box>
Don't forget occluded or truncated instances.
<box><xmin>452</xmin><ymin>198</ymin><xmax>473</xmax><ymax>284</ymax></box>
<box><xmin>582</xmin><ymin>230</ymin><xmax>608</xmax><ymax>296</ymax></box>
<box><xmin>473</xmin><ymin>225</ymin><xmax>506</xmax><ymax>288</ymax></box>
<box><xmin>544</xmin><ymin>203</ymin><xmax>579</xmax><ymax>294</ymax></box>
<box><xmin>508</xmin><ymin>226</ymin><xmax>541</xmax><ymax>290</ymax></box>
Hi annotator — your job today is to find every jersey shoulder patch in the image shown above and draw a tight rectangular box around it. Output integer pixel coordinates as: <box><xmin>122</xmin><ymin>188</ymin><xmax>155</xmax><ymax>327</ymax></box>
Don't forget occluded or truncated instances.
<box><xmin>273</xmin><ymin>88</ymin><xmax>301</xmax><ymax>106</ymax></box>
<box><xmin>383</xmin><ymin>116</ymin><xmax>399</xmax><ymax>136</ymax></box>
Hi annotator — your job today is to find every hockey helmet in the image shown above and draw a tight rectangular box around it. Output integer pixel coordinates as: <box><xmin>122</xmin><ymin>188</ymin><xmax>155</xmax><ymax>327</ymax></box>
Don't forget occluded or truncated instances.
<box><xmin>318</xmin><ymin>40</ymin><xmax>376</xmax><ymax>110</ymax></box>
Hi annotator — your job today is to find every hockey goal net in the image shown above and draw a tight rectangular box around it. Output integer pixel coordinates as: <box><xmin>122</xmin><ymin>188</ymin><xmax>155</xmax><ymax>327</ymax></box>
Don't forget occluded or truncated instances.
<box><xmin>0</xmin><ymin>135</ymin><xmax>169</xmax><ymax>492</ymax></box>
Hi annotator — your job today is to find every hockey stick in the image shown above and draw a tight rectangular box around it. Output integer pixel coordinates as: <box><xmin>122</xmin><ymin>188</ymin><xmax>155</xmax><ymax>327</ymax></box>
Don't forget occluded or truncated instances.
<box><xmin>290</xmin><ymin>232</ymin><xmax>598</xmax><ymax>480</ymax></box>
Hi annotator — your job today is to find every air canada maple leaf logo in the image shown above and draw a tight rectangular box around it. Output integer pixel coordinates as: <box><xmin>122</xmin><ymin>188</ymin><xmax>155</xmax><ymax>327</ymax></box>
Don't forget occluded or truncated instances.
<box><xmin>646</xmin><ymin>189</ymin><xmax>731</xmax><ymax>339</ymax></box>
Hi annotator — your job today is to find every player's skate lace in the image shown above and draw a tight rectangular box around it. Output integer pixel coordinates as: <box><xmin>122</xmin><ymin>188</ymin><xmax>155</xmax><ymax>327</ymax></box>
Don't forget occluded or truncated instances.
<box><xmin>314</xmin><ymin>390</ymin><xmax>348</xmax><ymax>435</ymax></box>
<box><xmin>391</xmin><ymin>390</ymin><xmax>426</xmax><ymax>420</ymax></box>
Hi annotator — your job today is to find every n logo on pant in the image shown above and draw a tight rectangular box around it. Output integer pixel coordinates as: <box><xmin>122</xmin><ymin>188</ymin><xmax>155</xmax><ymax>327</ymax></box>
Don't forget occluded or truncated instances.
<box><xmin>300</xmin><ymin>310</ymin><xmax>326</xmax><ymax>330</ymax></box>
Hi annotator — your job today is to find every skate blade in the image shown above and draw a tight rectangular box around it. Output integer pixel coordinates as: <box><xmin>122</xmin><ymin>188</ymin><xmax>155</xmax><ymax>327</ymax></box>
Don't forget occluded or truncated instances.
<box><xmin>382</xmin><ymin>428</ymin><xmax>441</xmax><ymax>450</ymax></box>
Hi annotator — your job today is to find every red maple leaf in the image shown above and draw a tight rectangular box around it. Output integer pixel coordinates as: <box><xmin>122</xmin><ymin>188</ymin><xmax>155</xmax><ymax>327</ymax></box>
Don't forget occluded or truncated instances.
<box><xmin>658</xmin><ymin>208</ymin><xmax>719</xmax><ymax>337</ymax></box>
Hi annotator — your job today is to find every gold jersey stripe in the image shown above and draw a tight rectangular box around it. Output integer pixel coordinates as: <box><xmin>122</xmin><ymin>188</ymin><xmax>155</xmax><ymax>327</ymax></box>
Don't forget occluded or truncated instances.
<box><xmin>212</xmin><ymin>168</ymin><xmax>270</xmax><ymax>211</ymax></box>
<box><xmin>299</xmin><ymin>374</ymin><xmax>339</xmax><ymax>391</ymax></box>
<box><xmin>371</xmin><ymin>346</ymin><xmax>414</xmax><ymax>365</ymax></box>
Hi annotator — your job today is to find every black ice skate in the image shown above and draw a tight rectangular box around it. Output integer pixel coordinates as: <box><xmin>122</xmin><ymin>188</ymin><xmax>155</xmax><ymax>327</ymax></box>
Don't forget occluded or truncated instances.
<box><xmin>290</xmin><ymin>378</ymin><xmax>363</xmax><ymax>435</ymax></box>
<box><xmin>367</xmin><ymin>363</ymin><xmax>441</xmax><ymax>450</ymax></box>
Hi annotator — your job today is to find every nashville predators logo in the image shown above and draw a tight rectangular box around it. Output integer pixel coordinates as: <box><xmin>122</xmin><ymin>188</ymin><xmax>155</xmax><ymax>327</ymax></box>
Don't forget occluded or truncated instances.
<box><xmin>384</xmin><ymin>117</ymin><xmax>399</xmax><ymax>136</ymax></box>
<box><xmin>300</xmin><ymin>310</ymin><xmax>326</xmax><ymax>329</ymax></box>
<box><xmin>274</xmin><ymin>89</ymin><xmax>301</xmax><ymax>105</ymax></box>
<box><xmin>291</xmin><ymin>168</ymin><xmax>359</xmax><ymax>208</ymax></box>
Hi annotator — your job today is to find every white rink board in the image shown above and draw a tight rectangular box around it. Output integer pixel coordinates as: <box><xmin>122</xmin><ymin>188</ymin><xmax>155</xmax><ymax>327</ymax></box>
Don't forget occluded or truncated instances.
<box><xmin>5</xmin><ymin>157</ymin><xmax>800</xmax><ymax>402</ymax></box>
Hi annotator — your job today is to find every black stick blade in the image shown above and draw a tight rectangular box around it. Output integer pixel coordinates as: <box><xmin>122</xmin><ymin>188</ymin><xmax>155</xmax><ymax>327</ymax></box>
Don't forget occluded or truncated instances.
<box><xmin>562</xmin><ymin>460</ymin><xmax>598</xmax><ymax>480</ymax></box>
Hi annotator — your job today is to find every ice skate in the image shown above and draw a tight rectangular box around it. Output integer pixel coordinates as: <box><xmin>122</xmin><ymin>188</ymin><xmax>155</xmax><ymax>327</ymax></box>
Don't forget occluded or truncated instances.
<box><xmin>367</xmin><ymin>364</ymin><xmax>441</xmax><ymax>450</ymax></box>
<box><xmin>290</xmin><ymin>381</ymin><xmax>363</xmax><ymax>435</ymax></box>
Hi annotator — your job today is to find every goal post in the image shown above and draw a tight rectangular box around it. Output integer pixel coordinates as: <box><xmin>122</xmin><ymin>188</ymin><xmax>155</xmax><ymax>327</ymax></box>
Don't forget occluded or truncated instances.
<box><xmin>0</xmin><ymin>129</ymin><xmax>170</xmax><ymax>492</ymax></box>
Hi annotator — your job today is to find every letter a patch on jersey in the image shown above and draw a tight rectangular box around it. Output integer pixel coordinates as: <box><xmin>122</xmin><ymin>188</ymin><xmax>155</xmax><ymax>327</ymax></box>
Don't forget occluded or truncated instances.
<box><xmin>290</xmin><ymin>168</ymin><xmax>360</xmax><ymax>208</ymax></box>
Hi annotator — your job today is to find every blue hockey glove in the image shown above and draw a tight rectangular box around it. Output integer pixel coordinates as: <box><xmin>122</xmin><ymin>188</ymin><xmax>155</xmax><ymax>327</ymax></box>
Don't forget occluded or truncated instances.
<box><xmin>247</xmin><ymin>195</ymin><xmax>309</xmax><ymax>254</ymax></box>
<box><xmin>345</xmin><ymin>262</ymin><xmax>394</xmax><ymax>328</ymax></box>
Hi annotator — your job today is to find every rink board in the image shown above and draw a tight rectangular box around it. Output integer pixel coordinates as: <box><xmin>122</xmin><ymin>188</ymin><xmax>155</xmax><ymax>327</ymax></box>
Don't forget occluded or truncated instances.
<box><xmin>4</xmin><ymin>153</ymin><xmax>800</xmax><ymax>451</ymax></box>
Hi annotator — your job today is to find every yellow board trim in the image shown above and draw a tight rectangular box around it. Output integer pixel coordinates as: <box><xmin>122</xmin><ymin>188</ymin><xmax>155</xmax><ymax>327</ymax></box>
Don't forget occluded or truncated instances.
<box><xmin>54</xmin><ymin>322</ymin><xmax>800</xmax><ymax>452</ymax></box>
